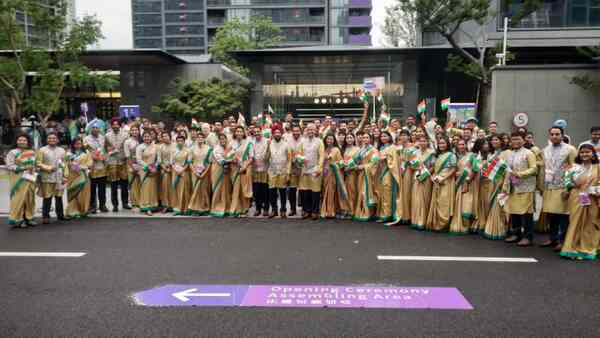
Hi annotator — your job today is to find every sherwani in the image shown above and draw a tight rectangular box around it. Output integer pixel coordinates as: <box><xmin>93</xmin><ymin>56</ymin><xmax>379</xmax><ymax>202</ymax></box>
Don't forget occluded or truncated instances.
<box><xmin>83</xmin><ymin>135</ymin><xmax>107</xmax><ymax>179</ymax></box>
<box><xmin>105</xmin><ymin>130</ymin><xmax>128</xmax><ymax>182</ymax></box>
<box><xmin>36</xmin><ymin>145</ymin><xmax>67</xmax><ymax>199</ymax></box>
<box><xmin>298</xmin><ymin>137</ymin><xmax>325</xmax><ymax>192</ymax></box>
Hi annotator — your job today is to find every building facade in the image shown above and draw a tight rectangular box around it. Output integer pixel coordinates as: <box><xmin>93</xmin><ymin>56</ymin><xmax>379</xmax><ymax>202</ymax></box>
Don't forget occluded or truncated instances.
<box><xmin>15</xmin><ymin>0</ymin><xmax>76</xmax><ymax>48</ymax></box>
<box><xmin>132</xmin><ymin>0</ymin><xmax>372</xmax><ymax>55</ymax></box>
<box><xmin>420</xmin><ymin>0</ymin><xmax>600</xmax><ymax>47</ymax></box>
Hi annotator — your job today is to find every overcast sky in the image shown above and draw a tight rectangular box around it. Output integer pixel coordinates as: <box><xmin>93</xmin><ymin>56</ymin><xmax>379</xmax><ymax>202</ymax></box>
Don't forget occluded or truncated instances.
<box><xmin>76</xmin><ymin>0</ymin><xmax>394</xmax><ymax>49</ymax></box>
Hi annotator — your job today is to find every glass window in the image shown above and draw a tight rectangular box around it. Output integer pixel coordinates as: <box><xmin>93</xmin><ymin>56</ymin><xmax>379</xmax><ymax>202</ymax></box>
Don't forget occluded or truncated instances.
<box><xmin>166</xmin><ymin>37</ymin><xmax>205</xmax><ymax>47</ymax></box>
<box><xmin>132</xmin><ymin>0</ymin><xmax>162</xmax><ymax>12</ymax></box>
<box><xmin>165</xmin><ymin>25</ymin><xmax>204</xmax><ymax>35</ymax></box>
<box><xmin>165</xmin><ymin>0</ymin><xmax>204</xmax><ymax>11</ymax></box>
<box><xmin>135</xmin><ymin>38</ymin><xmax>163</xmax><ymax>48</ymax></box>
<box><xmin>165</xmin><ymin>12</ymin><xmax>204</xmax><ymax>23</ymax></box>
<box><xmin>134</xmin><ymin>14</ymin><xmax>162</xmax><ymax>25</ymax></box>
<box><xmin>503</xmin><ymin>0</ymin><xmax>600</xmax><ymax>28</ymax></box>
<box><xmin>134</xmin><ymin>26</ymin><xmax>163</xmax><ymax>37</ymax></box>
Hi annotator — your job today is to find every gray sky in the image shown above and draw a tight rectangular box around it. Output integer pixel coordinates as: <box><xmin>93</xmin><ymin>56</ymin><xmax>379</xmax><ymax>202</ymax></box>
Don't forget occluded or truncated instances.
<box><xmin>76</xmin><ymin>0</ymin><xmax>393</xmax><ymax>49</ymax></box>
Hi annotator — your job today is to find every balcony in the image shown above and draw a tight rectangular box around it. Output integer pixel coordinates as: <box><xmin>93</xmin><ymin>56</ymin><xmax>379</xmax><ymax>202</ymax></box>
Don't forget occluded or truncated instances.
<box><xmin>349</xmin><ymin>34</ymin><xmax>371</xmax><ymax>45</ymax></box>
<box><xmin>207</xmin><ymin>16</ymin><xmax>226</xmax><ymax>26</ymax></box>
<box><xmin>348</xmin><ymin>15</ymin><xmax>371</xmax><ymax>27</ymax></box>
<box><xmin>207</xmin><ymin>0</ymin><xmax>326</xmax><ymax>7</ymax></box>
<box><xmin>350</xmin><ymin>0</ymin><xmax>372</xmax><ymax>8</ymax></box>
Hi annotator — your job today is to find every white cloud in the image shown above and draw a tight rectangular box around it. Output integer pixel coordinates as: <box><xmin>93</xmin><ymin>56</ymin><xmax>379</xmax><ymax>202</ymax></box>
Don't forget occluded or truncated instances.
<box><xmin>371</xmin><ymin>0</ymin><xmax>396</xmax><ymax>47</ymax></box>
<box><xmin>76</xmin><ymin>0</ymin><xmax>132</xmax><ymax>49</ymax></box>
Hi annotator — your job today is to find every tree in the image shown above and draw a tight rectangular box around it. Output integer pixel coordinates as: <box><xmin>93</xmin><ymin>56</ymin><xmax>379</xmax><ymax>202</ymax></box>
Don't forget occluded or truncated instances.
<box><xmin>0</xmin><ymin>0</ymin><xmax>117</xmax><ymax>125</ymax></box>
<box><xmin>381</xmin><ymin>3</ymin><xmax>417</xmax><ymax>47</ymax></box>
<box><xmin>395</xmin><ymin>0</ymin><xmax>541</xmax><ymax>115</ymax></box>
<box><xmin>209</xmin><ymin>16</ymin><xmax>283</xmax><ymax>77</ymax></box>
<box><xmin>152</xmin><ymin>78</ymin><xmax>251</xmax><ymax>122</ymax></box>
<box><xmin>570</xmin><ymin>45</ymin><xmax>600</xmax><ymax>90</ymax></box>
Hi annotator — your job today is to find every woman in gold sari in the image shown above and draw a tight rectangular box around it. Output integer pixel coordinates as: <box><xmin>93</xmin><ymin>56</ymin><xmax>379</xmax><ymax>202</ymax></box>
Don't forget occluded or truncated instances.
<box><xmin>188</xmin><ymin>133</ymin><xmax>212</xmax><ymax>216</ymax></box>
<box><xmin>5</xmin><ymin>134</ymin><xmax>37</xmax><ymax>227</ymax></box>
<box><xmin>136</xmin><ymin>132</ymin><xmax>160</xmax><ymax>215</ymax></box>
<box><xmin>410</xmin><ymin>134</ymin><xmax>436</xmax><ymax>230</ymax></box>
<box><xmin>351</xmin><ymin>132</ymin><xmax>380</xmax><ymax>222</ymax></box>
<box><xmin>560</xmin><ymin>144</ymin><xmax>600</xmax><ymax>260</ymax></box>
<box><xmin>210</xmin><ymin>133</ymin><xmax>233</xmax><ymax>217</ymax></box>
<box><xmin>472</xmin><ymin>138</ymin><xmax>492</xmax><ymax>232</ymax></box>
<box><xmin>124</xmin><ymin>125</ymin><xmax>141</xmax><ymax>208</ymax></box>
<box><xmin>399</xmin><ymin>130</ymin><xmax>414</xmax><ymax>225</ymax></box>
<box><xmin>377</xmin><ymin>131</ymin><xmax>402</xmax><ymax>225</ymax></box>
<box><xmin>65</xmin><ymin>138</ymin><xmax>92</xmax><ymax>219</ymax></box>
<box><xmin>482</xmin><ymin>134</ymin><xmax>510</xmax><ymax>240</ymax></box>
<box><xmin>342</xmin><ymin>133</ymin><xmax>359</xmax><ymax>220</ymax></box>
<box><xmin>228</xmin><ymin>126</ymin><xmax>254</xmax><ymax>218</ymax></box>
<box><xmin>320</xmin><ymin>134</ymin><xmax>348</xmax><ymax>219</ymax></box>
<box><xmin>449</xmin><ymin>139</ymin><xmax>480</xmax><ymax>235</ymax></box>
<box><xmin>171</xmin><ymin>134</ymin><xmax>192</xmax><ymax>216</ymax></box>
<box><xmin>158</xmin><ymin>132</ymin><xmax>175</xmax><ymax>212</ymax></box>
<box><xmin>426</xmin><ymin>136</ymin><xmax>457</xmax><ymax>232</ymax></box>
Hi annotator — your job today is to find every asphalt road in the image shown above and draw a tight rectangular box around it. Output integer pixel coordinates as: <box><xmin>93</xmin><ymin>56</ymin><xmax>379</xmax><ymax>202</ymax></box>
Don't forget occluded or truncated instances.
<box><xmin>0</xmin><ymin>217</ymin><xmax>599</xmax><ymax>338</ymax></box>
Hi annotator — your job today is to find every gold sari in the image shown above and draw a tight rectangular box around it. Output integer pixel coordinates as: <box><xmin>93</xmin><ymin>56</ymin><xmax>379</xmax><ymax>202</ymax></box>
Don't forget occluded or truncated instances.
<box><xmin>228</xmin><ymin>139</ymin><xmax>254</xmax><ymax>217</ymax></box>
<box><xmin>410</xmin><ymin>148</ymin><xmax>435</xmax><ymax>230</ymax></box>
<box><xmin>66</xmin><ymin>151</ymin><xmax>92</xmax><ymax>218</ymax></box>
<box><xmin>188</xmin><ymin>144</ymin><xmax>212</xmax><ymax>215</ymax></box>
<box><xmin>482</xmin><ymin>150</ymin><xmax>510</xmax><ymax>240</ymax></box>
<box><xmin>137</xmin><ymin>143</ymin><xmax>160</xmax><ymax>213</ymax></box>
<box><xmin>159</xmin><ymin>143</ymin><xmax>175</xmax><ymax>210</ymax></box>
<box><xmin>426</xmin><ymin>151</ymin><xmax>457</xmax><ymax>232</ymax></box>
<box><xmin>342</xmin><ymin>146</ymin><xmax>359</xmax><ymax>218</ymax></box>
<box><xmin>449</xmin><ymin>152</ymin><xmax>480</xmax><ymax>235</ymax></box>
<box><xmin>210</xmin><ymin>145</ymin><xmax>233</xmax><ymax>217</ymax></box>
<box><xmin>320</xmin><ymin>147</ymin><xmax>348</xmax><ymax>218</ymax></box>
<box><xmin>171</xmin><ymin>145</ymin><xmax>192</xmax><ymax>215</ymax></box>
<box><xmin>560</xmin><ymin>164</ymin><xmax>600</xmax><ymax>260</ymax></box>
<box><xmin>352</xmin><ymin>145</ymin><xmax>380</xmax><ymax>222</ymax></box>
<box><xmin>5</xmin><ymin>149</ymin><xmax>37</xmax><ymax>225</ymax></box>
<box><xmin>377</xmin><ymin>145</ymin><xmax>402</xmax><ymax>223</ymax></box>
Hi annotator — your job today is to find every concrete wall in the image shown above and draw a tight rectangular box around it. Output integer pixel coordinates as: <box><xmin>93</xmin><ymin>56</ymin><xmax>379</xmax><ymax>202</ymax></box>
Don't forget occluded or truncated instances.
<box><xmin>489</xmin><ymin>64</ymin><xmax>600</xmax><ymax>145</ymax></box>
<box><xmin>120</xmin><ymin>63</ymin><xmax>241</xmax><ymax>120</ymax></box>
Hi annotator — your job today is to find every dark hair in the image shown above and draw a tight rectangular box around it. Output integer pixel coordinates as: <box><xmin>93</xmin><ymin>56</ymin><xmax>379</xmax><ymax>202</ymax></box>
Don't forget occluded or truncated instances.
<box><xmin>142</xmin><ymin>132</ymin><xmax>153</xmax><ymax>141</ymax></box>
<box><xmin>217</xmin><ymin>133</ymin><xmax>227</xmax><ymax>141</ymax></box>
<box><xmin>489</xmin><ymin>133</ymin><xmax>506</xmax><ymax>151</ymax></box>
<box><xmin>590</xmin><ymin>126</ymin><xmax>600</xmax><ymax>133</ymax></box>
<box><xmin>379</xmin><ymin>131</ymin><xmax>393</xmax><ymax>148</ymax></box>
<box><xmin>160</xmin><ymin>131</ymin><xmax>170</xmax><ymax>139</ymax></box>
<box><xmin>323</xmin><ymin>133</ymin><xmax>339</xmax><ymax>149</ymax></box>
<box><xmin>510</xmin><ymin>131</ymin><xmax>525</xmax><ymax>139</ymax></box>
<box><xmin>15</xmin><ymin>133</ymin><xmax>31</xmax><ymax>148</ymax></box>
<box><xmin>472</xmin><ymin>137</ymin><xmax>490</xmax><ymax>156</ymax></box>
<box><xmin>399</xmin><ymin>129</ymin><xmax>411</xmax><ymax>137</ymax></box>
<box><xmin>70</xmin><ymin>137</ymin><xmax>84</xmax><ymax>152</ymax></box>
<box><xmin>436</xmin><ymin>135</ymin><xmax>452</xmax><ymax>155</ymax></box>
<box><xmin>575</xmin><ymin>144</ymin><xmax>599</xmax><ymax>164</ymax></box>
<box><xmin>489</xmin><ymin>121</ymin><xmax>498</xmax><ymax>126</ymax></box>
<box><xmin>549</xmin><ymin>126</ymin><xmax>564</xmax><ymax>135</ymax></box>
<box><xmin>46</xmin><ymin>131</ymin><xmax>59</xmax><ymax>139</ymax></box>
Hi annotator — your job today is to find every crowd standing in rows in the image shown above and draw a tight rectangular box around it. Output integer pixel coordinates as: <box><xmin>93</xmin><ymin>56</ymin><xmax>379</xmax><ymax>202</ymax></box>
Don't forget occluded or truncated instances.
<box><xmin>6</xmin><ymin>105</ymin><xmax>600</xmax><ymax>261</ymax></box>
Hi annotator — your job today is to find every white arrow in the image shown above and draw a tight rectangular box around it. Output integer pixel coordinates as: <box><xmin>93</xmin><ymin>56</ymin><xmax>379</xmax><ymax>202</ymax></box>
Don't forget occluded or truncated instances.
<box><xmin>172</xmin><ymin>288</ymin><xmax>232</xmax><ymax>302</ymax></box>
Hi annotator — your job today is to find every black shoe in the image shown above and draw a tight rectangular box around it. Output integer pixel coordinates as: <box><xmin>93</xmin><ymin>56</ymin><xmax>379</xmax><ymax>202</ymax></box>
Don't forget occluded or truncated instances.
<box><xmin>122</xmin><ymin>205</ymin><xmax>132</xmax><ymax>210</ymax></box>
<box><xmin>58</xmin><ymin>216</ymin><xmax>71</xmax><ymax>221</ymax></box>
<box><xmin>112</xmin><ymin>207</ymin><xmax>119</xmax><ymax>213</ymax></box>
<box><xmin>90</xmin><ymin>208</ymin><xmax>97</xmax><ymax>214</ymax></box>
<box><xmin>100</xmin><ymin>207</ymin><xmax>109</xmax><ymax>213</ymax></box>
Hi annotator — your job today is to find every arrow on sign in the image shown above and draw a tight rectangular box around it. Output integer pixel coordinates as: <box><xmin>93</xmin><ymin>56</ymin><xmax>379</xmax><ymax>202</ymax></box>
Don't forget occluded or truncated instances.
<box><xmin>172</xmin><ymin>288</ymin><xmax>232</xmax><ymax>302</ymax></box>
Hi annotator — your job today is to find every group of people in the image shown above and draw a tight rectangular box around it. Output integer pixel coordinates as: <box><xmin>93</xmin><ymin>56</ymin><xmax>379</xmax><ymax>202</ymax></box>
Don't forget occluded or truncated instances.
<box><xmin>6</xmin><ymin>105</ymin><xmax>600</xmax><ymax>261</ymax></box>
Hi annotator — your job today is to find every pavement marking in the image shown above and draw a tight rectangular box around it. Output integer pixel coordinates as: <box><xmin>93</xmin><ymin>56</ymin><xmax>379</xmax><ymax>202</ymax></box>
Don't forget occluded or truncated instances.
<box><xmin>0</xmin><ymin>252</ymin><xmax>87</xmax><ymax>257</ymax></box>
<box><xmin>134</xmin><ymin>284</ymin><xmax>473</xmax><ymax>310</ymax></box>
<box><xmin>377</xmin><ymin>255</ymin><xmax>538</xmax><ymax>263</ymax></box>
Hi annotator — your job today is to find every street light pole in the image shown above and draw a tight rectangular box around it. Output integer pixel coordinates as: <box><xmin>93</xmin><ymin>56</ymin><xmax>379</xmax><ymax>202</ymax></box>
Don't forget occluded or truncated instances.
<box><xmin>502</xmin><ymin>17</ymin><xmax>509</xmax><ymax>66</ymax></box>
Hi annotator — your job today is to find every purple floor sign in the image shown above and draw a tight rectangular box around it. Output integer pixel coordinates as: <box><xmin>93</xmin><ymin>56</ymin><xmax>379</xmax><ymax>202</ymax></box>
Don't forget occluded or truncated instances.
<box><xmin>133</xmin><ymin>285</ymin><xmax>473</xmax><ymax>310</ymax></box>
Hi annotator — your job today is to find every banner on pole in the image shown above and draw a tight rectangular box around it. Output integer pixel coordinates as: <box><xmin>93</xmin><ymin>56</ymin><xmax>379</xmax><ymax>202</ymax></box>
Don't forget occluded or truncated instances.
<box><xmin>363</xmin><ymin>77</ymin><xmax>386</xmax><ymax>94</ymax></box>
<box><xmin>448</xmin><ymin>103</ymin><xmax>476</xmax><ymax>123</ymax></box>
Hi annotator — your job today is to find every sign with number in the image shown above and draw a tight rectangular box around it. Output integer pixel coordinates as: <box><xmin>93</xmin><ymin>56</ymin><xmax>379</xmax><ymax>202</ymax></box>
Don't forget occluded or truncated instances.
<box><xmin>513</xmin><ymin>112</ymin><xmax>529</xmax><ymax>128</ymax></box>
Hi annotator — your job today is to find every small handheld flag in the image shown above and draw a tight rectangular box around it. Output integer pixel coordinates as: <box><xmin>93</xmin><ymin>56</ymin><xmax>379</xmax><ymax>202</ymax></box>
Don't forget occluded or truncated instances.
<box><xmin>417</xmin><ymin>100</ymin><xmax>427</xmax><ymax>114</ymax></box>
<box><xmin>441</xmin><ymin>98</ymin><xmax>451</xmax><ymax>111</ymax></box>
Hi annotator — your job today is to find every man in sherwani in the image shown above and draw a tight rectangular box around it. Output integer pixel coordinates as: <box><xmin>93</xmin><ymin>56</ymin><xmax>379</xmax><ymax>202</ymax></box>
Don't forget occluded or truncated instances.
<box><xmin>105</xmin><ymin>118</ymin><xmax>130</xmax><ymax>212</ymax></box>
<box><xmin>84</xmin><ymin>122</ymin><xmax>108</xmax><ymax>213</ymax></box>
<box><xmin>37</xmin><ymin>133</ymin><xmax>68</xmax><ymax>224</ymax></box>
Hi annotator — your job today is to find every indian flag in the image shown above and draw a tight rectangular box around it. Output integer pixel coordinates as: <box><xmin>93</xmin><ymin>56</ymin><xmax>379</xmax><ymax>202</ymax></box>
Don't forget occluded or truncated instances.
<box><xmin>441</xmin><ymin>98</ymin><xmax>451</xmax><ymax>111</ymax></box>
<box><xmin>483</xmin><ymin>157</ymin><xmax>507</xmax><ymax>182</ymax></box>
<box><xmin>191</xmin><ymin>118</ymin><xmax>200</xmax><ymax>129</ymax></box>
<box><xmin>417</xmin><ymin>100</ymin><xmax>427</xmax><ymax>114</ymax></box>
